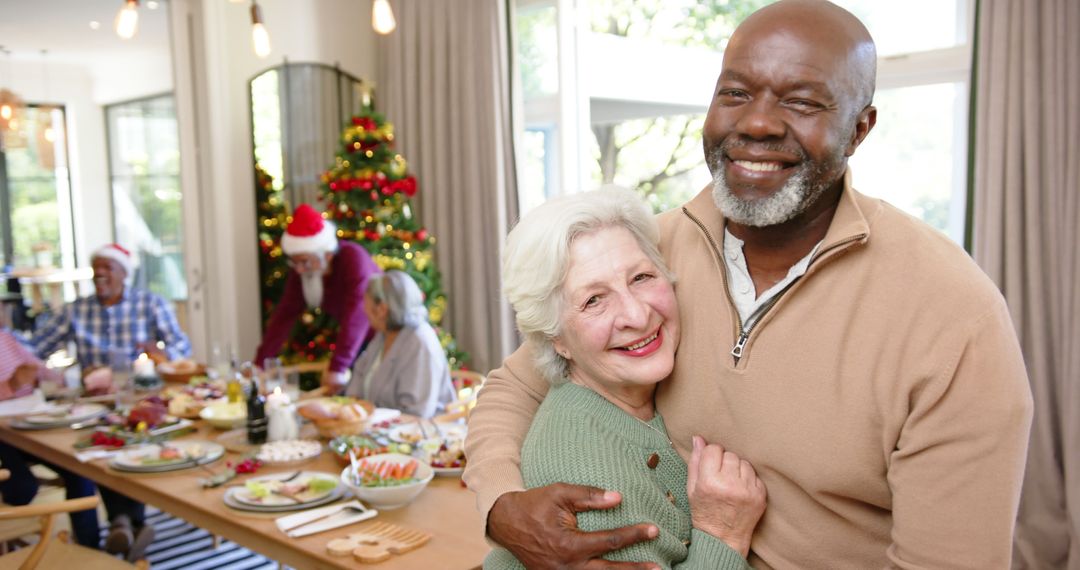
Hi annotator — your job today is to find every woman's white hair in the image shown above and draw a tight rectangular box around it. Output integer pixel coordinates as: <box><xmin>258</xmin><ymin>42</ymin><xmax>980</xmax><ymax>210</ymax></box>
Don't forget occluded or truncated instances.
<box><xmin>365</xmin><ymin>270</ymin><xmax>428</xmax><ymax>330</ymax></box>
<box><xmin>501</xmin><ymin>186</ymin><xmax>673</xmax><ymax>385</ymax></box>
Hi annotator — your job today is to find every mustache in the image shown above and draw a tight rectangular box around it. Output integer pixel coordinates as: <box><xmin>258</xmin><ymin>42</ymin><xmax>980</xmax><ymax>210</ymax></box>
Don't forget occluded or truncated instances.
<box><xmin>715</xmin><ymin>137</ymin><xmax>807</xmax><ymax>160</ymax></box>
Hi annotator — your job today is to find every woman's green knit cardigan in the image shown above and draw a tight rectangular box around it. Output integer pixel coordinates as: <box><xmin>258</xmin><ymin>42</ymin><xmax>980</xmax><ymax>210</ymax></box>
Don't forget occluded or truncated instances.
<box><xmin>484</xmin><ymin>382</ymin><xmax>751</xmax><ymax>570</ymax></box>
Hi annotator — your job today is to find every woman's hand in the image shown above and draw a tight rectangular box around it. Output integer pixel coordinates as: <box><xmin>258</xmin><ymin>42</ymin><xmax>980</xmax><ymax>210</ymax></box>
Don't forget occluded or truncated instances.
<box><xmin>686</xmin><ymin>435</ymin><xmax>766</xmax><ymax>557</ymax></box>
<box><xmin>6</xmin><ymin>364</ymin><xmax>38</xmax><ymax>399</ymax></box>
<box><xmin>321</xmin><ymin>369</ymin><xmax>348</xmax><ymax>394</ymax></box>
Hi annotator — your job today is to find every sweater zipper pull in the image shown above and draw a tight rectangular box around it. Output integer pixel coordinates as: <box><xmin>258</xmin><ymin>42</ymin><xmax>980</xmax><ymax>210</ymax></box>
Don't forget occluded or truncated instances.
<box><xmin>731</xmin><ymin>331</ymin><xmax>749</xmax><ymax>363</ymax></box>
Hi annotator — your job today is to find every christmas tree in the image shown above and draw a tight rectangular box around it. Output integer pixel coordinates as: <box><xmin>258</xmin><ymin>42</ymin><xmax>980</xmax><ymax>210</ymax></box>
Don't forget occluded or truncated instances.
<box><xmin>256</xmin><ymin>111</ymin><xmax>468</xmax><ymax>372</ymax></box>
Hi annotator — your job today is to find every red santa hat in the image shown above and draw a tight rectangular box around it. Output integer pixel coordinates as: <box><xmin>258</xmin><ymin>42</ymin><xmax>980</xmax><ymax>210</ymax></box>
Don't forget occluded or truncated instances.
<box><xmin>91</xmin><ymin>243</ymin><xmax>136</xmax><ymax>276</ymax></box>
<box><xmin>281</xmin><ymin>204</ymin><xmax>338</xmax><ymax>256</ymax></box>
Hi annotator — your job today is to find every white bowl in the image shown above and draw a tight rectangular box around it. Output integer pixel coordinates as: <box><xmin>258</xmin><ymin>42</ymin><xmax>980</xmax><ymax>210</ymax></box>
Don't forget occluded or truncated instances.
<box><xmin>339</xmin><ymin>452</ymin><xmax>434</xmax><ymax>510</ymax></box>
<box><xmin>199</xmin><ymin>401</ymin><xmax>246</xmax><ymax>429</ymax></box>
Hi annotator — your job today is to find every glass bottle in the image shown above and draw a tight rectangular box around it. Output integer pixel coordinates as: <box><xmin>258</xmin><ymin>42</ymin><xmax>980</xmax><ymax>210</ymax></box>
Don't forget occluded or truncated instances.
<box><xmin>247</xmin><ymin>372</ymin><xmax>268</xmax><ymax>444</ymax></box>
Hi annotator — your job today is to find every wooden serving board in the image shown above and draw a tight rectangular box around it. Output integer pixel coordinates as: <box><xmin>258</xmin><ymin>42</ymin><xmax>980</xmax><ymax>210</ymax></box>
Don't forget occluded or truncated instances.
<box><xmin>326</xmin><ymin>521</ymin><xmax>432</xmax><ymax>563</ymax></box>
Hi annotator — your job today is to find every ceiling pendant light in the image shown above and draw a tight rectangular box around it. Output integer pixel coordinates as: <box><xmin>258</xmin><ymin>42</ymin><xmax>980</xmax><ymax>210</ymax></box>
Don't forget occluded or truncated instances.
<box><xmin>372</xmin><ymin>0</ymin><xmax>396</xmax><ymax>35</ymax></box>
<box><xmin>115</xmin><ymin>0</ymin><xmax>139</xmax><ymax>40</ymax></box>
<box><xmin>250</xmin><ymin>1</ymin><xmax>272</xmax><ymax>58</ymax></box>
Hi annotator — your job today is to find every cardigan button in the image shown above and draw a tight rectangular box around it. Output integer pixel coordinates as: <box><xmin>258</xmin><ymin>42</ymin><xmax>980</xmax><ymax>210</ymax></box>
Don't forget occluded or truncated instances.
<box><xmin>666</xmin><ymin>490</ymin><xmax>676</xmax><ymax>504</ymax></box>
<box><xmin>682</xmin><ymin>538</ymin><xmax>691</xmax><ymax>547</ymax></box>
<box><xmin>647</xmin><ymin>453</ymin><xmax>660</xmax><ymax>469</ymax></box>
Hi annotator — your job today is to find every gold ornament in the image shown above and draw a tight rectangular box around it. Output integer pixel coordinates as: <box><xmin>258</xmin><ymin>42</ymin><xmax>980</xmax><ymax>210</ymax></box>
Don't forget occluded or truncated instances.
<box><xmin>374</xmin><ymin>254</ymin><xmax>407</xmax><ymax>271</ymax></box>
<box><xmin>413</xmin><ymin>250</ymin><xmax>431</xmax><ymax>271</ymax></box>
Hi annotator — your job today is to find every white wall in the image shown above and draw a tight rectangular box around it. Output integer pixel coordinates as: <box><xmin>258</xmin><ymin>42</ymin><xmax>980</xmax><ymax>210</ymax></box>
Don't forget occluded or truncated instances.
<box><xmin>176</xmin><ymin>0</ymin><xmax>377</xmax><ymax>361</ymax></box>
<box><xmin>91</xmin><ymin>52</ymin><xmax>174</xmax><ymax>105</ymax></box>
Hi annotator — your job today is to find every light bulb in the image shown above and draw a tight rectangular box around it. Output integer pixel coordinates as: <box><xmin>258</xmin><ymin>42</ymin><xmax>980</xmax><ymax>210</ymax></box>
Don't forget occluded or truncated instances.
<box><xmin>44</xmin><ymin>126</ymin><xmax>56</xmax><ymax>142</ymax></box>
<box><xmin>0</xmin><ymin>104</ymin><xmax>11</xmax><ymax>121</ymax></box>
<box><xmin>372</xmin><ymin>0</ymin><xmax>396</xmax><ymax>35</ymax></box>
<box><xmin>250</xmin><ymin>3</ymin><xmax>272</xmax><ymax>58</ymax></box>
<box><xmin>115</xmin><ymin>0</ymin><xmax>139</xmax><ymax>39</ymax></box>
<box><xmin>252</xmin><ymin>23</ymin><xmax>271</xmax><ymax>58</ymax></box>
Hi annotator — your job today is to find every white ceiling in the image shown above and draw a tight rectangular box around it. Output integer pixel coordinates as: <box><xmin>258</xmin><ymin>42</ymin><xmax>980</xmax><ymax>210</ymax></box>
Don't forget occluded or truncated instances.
<box><xmin>0</xmin><ymin>0</ymin><xmax>171</xmax><ymax>68</ymax></box>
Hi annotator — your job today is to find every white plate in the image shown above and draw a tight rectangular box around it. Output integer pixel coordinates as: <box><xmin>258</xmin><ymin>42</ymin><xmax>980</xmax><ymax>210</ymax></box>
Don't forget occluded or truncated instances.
<box><xmin>24</xmin><ymin>403</ymin><xmax>108</xmax><ymax>425</ymax></box>
<box><xmin>255</xmin><ymin>440</ymin><xmax>322</xmax><ymax>465</ymax></box>
<box><xmin>387</xmin><ymin>421</ymin><xmax>467</xmax><ymax>444</ymax></box>
<box><xmin>231</xmin><ymin>471</ymin><xmax>340</xmax><ymax>507</ymax></box>
<box><xmin>110</xmin><ymin>440</ymin><xmax>224</xmax><ymax>472</ymax></box>
<box><xmin>223</xmin><ymin>485</ymin><xmax>345</xmax><ymax>513</ymax></box>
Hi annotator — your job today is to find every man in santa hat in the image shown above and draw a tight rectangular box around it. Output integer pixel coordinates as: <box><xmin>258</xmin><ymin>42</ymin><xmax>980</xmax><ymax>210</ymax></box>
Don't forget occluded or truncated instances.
<box><xmin>255</xmin><ymin>204</ymin><xmax>382</xmax><ymax>391</ymax></box>
<box><xmin>22</xmin><ymin>242</ymin><xmax>192</xmax><ymax>559</ymax></box>
<box><xmin>33</xmin><ymin>243</ymin><xmax>191</xmax><ymax>369</ymax></box>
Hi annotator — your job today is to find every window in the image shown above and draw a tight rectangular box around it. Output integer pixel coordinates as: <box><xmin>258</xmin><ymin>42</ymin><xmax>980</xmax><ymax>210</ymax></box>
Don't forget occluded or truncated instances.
<box><xmin>0</xmin><ymin>105</ymin><xmax>75</xmax><ymax>272</ymax></box>
<box><xmin>512</xmin><ymin>0</ymin><xmax>974</xmax><ymax>243</ymax></box>
<box><xmin>106</xmin><ymin>94</ymin><xmax>187</xmax><ymax>301</ymax></box>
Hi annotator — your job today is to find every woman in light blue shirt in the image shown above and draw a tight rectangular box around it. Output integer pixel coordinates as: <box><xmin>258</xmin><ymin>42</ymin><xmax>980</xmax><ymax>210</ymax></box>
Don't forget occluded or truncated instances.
<box><xmin>344</xmin><ymin>270</ymin><xmax>454</xmax><ymax>417</ymax></box>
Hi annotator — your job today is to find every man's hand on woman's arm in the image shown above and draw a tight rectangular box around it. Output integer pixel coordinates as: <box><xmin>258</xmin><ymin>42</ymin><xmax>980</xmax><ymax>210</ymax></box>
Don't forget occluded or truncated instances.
<box><xmin>488</xmin><ymin>484</ymin><xmax>660</xmax><ymax>570</ymax></box>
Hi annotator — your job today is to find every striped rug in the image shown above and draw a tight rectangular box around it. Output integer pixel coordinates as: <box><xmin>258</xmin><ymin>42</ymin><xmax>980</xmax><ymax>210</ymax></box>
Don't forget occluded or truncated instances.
<box><xmin>113</xmin><ymin>507</ymin><xmax>282</xmax><ymax>569</ymax></box>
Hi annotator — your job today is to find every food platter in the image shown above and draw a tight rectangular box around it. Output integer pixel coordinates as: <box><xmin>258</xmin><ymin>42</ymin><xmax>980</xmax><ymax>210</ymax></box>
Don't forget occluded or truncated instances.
<box><xmin>109</xmin><ymin>440</ymin><xmax>225</xmax><ymax>473</ymax></box>
<box><xmin>223</xmin><ymin>471</ymin><xmax>346</xmax><ymax>512</ymax></box>
<box><xmin>255</xmin><ymin>439</ymin><xmax>323</xmax><ymax>466</ymax></box>
<box><xmin>11</xmin><ymin>403</ymin><xmax>108</xmax><ymax>430</ymax></box>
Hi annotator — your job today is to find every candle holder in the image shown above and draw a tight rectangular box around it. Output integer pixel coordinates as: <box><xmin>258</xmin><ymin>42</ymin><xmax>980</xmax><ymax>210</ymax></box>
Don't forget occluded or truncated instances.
<box><xmin>132</xmin><ymin>353</ymin><xmax>163</xmax><ymax>392</ymax></box>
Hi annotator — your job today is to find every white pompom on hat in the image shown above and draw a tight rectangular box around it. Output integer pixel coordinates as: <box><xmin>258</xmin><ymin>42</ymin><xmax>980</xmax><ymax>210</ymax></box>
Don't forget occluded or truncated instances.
<box><xmin>91</xmin><ymin>243</ymin><xmax>136</xmax><ymax>276</ymax></box>
<box><xmin>281</xmin><ymin>204</ymin><xmax>338</xmax><ymax>256</ymax></box>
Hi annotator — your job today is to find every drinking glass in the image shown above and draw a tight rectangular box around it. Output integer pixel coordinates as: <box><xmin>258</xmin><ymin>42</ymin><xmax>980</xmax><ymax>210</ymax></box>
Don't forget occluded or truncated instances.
<box><xmin>208</xmin><ymin>341</ymin><xmax>231</xmax><ymax>382</ymax></box>
<box><xmin>263</xmin><ymin>357</ymin><xmax>284</xmax><ymax>394</ymax></box>
<box><xmin>109</xmin><ymin>348</ymin><xmax>136</xmax><ymax>411</ymax></box>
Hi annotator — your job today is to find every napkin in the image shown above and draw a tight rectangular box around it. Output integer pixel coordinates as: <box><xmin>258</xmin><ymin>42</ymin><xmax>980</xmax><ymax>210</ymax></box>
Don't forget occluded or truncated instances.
<box><xmin>275</xmin><ymin>500</ymin><xmax>378</xmax><ymax>538</ymax></box>
<box><xmin>75</xmin><ymin>444</ymin><xmax>149</xmax><ymax>463</ymax></box>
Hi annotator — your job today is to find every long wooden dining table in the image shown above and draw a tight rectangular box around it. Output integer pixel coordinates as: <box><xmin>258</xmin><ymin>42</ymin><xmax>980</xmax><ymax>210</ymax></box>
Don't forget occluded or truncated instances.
<box><xmin>0</xmin><ymin>417</ymin><xmax>490</xmax><ymax>569</ymax></box>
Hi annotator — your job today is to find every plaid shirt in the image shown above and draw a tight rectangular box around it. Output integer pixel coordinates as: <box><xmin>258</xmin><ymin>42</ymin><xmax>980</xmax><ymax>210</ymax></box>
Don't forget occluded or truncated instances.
<box><xmin>31</xmin><ymin>287</ymin><xmax>191</xmax><ymax>368</ymax></box>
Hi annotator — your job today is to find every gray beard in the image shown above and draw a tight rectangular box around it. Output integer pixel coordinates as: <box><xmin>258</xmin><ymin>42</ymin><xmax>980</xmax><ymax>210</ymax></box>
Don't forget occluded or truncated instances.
<box><xmin>707</xmin><ymin>144</ymin><xmax>841</xmax><ymax>228</ymax></box>
<box><xmin>301</xmin><ymin>272</ymin><xmax>324</xmax><ymax>309</ymax></box>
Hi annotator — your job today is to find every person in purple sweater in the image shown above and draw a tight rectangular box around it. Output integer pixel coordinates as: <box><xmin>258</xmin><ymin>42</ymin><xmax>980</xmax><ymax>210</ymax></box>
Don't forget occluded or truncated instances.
<box><xmin>255</xmin><ymin>204</ymin><xmax>382</xmax><ymax>390</ymax></box>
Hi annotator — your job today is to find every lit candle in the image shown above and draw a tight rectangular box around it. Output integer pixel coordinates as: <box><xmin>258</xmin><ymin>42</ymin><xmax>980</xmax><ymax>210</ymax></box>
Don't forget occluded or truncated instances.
<box><xmin>266</xmin><ymin>386</ymin><xmax>290</xmax><ymax>408</ymax></box>
<box><xmin>267</xmin><ymin>388</ymin><xmax>299</xmax><ymax>442</ymax></box>
<box><xmin>133</xmin><ymin>353</ymin><xmax>155</xmax><ymax>377</ymax></box>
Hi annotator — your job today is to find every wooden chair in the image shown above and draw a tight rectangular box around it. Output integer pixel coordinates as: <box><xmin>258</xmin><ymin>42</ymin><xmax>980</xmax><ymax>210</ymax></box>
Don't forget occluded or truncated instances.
<box><xmin>434</xmin><ymin>370</ymin><xmax>486</xmax><ymax>423</ymax></box>
<box><xmin>0</xmin><ymin>470</ymin><xmax>147</xmax><ymax>569</ymax></box>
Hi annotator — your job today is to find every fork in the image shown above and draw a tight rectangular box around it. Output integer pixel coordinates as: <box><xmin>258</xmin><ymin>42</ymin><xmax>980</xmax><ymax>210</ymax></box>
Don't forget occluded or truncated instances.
<box><xmin>280</xmin><ymin>505</ymin><xmax>369</xmax><ymax>533</ymax></box>
<box><xmin>184</xmin><ymin>451</ymin><xmax>220</xmax><ymax>478</ymax></box>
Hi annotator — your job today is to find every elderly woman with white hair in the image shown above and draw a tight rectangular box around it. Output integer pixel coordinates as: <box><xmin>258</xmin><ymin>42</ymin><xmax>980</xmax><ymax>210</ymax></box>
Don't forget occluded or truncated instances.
<box><xmin>483</xmin><ymin>187</ymin><xmax>765</xmax><ymax>569</ymax></box>
<box><xmin>343</xmin><ymin>270</ymin><xmax>454</xmax><ymax>418</ymax></box>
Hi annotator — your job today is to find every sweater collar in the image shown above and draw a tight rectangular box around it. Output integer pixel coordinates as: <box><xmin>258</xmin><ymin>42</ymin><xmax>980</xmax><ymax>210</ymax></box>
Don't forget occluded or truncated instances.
<box><xmin>681</xmin><ymin>167</ymin><xmax>871</xmax><ymax>258</ymax></box>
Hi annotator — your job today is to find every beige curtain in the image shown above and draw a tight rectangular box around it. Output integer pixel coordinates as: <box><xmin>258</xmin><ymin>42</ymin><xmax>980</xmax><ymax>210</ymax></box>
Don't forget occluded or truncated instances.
<box><xmin>376</xmin><ymin>0</ymin><xmax>520</xmax><ymax>373</ymax></box>
<box><xmin>972</xmin><ymin>1</ymin><xmax>1080</xmax><ymax>567</ymax></box>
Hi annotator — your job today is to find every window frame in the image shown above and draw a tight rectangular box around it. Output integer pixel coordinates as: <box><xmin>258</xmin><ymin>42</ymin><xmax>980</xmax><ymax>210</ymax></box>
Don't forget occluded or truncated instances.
<box><xmin>104</xmin><ymin>91</ymin><xmax>186</xmax><ymax>300</ymax></box>
<box><xmin>0</xmin><ymin>103</ymin><xmax>77</xmax><ymax>273</ymax></box>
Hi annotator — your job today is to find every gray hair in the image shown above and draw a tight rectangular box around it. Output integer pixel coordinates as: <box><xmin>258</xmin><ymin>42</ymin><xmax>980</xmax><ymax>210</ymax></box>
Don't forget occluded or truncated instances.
<box><xmin>365</xmin><ymin>270</ymin><xmax>428</xmax><ymax>331</ymax></box>
<box><xmin>501</xmin><ymin>186</ymin><xmax>673</xmax><ymax>385</ymax></box>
